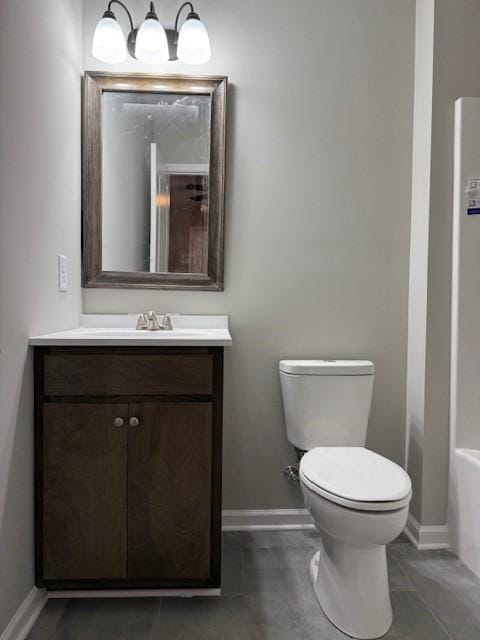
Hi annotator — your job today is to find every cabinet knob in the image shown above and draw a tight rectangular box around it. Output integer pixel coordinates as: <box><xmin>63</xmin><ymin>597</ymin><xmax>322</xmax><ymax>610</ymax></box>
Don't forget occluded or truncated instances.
<box><xmin>129</xmin><ymin>417</ymin><xmax>140</xmax><ymax>427</ymax></box>
<box><xmin>113</xmin><ymin>417</ymin><xmax>124</xmax><ymax>427</ymax></box>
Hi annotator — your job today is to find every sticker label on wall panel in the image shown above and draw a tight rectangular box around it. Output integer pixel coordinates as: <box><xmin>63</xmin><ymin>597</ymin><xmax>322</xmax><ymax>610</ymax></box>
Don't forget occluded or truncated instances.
<box><xmin>466</xmin><ymin>178</ymin><xmax>480</xmax><ymax>214</ymax></box>
<box><xmin>467</xmin><ymin>178</ymin><xmax>480</xmax><ymax>192</ymax></box>
<box><xmin>467</xmin><ymin>199</ymin><xmax>480</xmax><ymax>216</ymax></box>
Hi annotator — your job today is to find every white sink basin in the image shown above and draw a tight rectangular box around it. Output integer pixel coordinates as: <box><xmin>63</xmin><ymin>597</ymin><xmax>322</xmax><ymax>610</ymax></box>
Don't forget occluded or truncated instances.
<box><xmin>30</xmin><ymin>315</ymin><xmax>232</xmax><ymax>347</ymax></box>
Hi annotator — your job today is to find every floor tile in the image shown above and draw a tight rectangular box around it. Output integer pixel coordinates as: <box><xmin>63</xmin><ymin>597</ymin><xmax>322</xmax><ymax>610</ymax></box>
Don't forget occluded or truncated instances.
<box><xmin>150</xmin><ymin>596</ymin><xmax>251</xmax><ymax>640</ymax></box>
<box><xmin>223</xmin><ymin>532</ymin><xmax>241</xmax><ymax>549</ymax></box>
<box><xmin>395</xmin><ymin>549</ymin><xmax>480</xmax><ymax>640</ymax></box>
<box><xmin>244</xmin><ymin>547</ymin><xmax>452</xmax><ymax>640</ymax></box>
<box><xmin>384</xmin><ymin>591</ymin><xmax>452</xmax><ymax>639</ymax></box>
<box><xmin>49</xmin><ymin>598</ymin><xmax>158</xmax><ymax>640</ymax></box>
<box><xmin>221</xmin><ymin>544</ymin><xmax>245</xmax><ymax>595</ymax></box>
<box><xmin>243</xmin><ymin>546</ymin><xmax>346</xmax><ymax>639</ymax></box>
<box><xmin>387</xmin><ymin>550</ymin><xmax>416</xmax><ymax>591</ymax></box>
<box><xmin>27</xmin><ymin>600</ymin><xmax>68</xmax><ymax>640</ymax></box>
<box><xmin>25</xmin><ymin>532</ymin><xmax>480</xmax><ymax>640</ymax></box>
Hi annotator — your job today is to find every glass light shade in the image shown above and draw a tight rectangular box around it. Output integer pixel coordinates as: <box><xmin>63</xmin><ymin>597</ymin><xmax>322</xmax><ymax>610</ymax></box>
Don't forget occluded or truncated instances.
<box><xmin>135</xmin><ymin>18</ymin><xmax>169</xmax><ymax>64</ymax></box>
<box><xmin>177</xmin><ymin>17</ymin><xmax>211</xmax><ymax>64</ymax></box>
<box><xmin>92</xmin><ymin>16</ymin><xmax>127</xmax><ymax>64</ymax></box>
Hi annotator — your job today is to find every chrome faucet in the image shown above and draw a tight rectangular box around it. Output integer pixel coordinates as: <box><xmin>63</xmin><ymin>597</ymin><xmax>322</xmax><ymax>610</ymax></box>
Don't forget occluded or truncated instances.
<box><xmin>137</xmin><ymin>310</ymin><xmax>174</xmax><ymax>331</ymax></box>
<box><xmin>146</xmin><ymin>310</ymin><xmax>162</xmax><ymax>331</ymax></box>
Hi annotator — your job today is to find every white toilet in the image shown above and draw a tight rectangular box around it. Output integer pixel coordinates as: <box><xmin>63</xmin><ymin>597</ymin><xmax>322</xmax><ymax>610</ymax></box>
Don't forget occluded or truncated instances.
<box><xmin>279</xmin><ymin>360</ymin><xmax>412</xmax><ymax>640</ymax></box>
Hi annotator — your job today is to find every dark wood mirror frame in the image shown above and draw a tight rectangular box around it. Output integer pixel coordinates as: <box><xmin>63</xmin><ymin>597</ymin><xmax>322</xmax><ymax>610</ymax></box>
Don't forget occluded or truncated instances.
<box><xmin>82</xmin><ymin>72</ymin><xmax>227</xmax><ymax>290</ymax></box>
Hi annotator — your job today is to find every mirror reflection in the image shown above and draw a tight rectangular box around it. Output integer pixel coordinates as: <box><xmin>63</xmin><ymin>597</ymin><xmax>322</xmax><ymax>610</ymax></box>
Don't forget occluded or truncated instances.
<box><xmin>101</xmin><ymin>91</ymin><xmax>211</xmax><ymax>274</ymax></box>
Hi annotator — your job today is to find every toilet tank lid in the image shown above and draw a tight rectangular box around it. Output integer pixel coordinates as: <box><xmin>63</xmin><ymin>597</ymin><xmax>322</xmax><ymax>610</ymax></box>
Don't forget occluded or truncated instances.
<box><xmin>279</xmin><ymin>360</ymin><xmax>374</xmax><ymax>376</ymax></box>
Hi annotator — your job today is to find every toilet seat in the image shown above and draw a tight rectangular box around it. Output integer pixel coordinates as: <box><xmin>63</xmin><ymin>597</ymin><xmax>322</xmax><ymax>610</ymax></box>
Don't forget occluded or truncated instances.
<box><xmin>300</xmin><ymin>447</ymin><xmax>412</xmax><ymax>512</ymax></box>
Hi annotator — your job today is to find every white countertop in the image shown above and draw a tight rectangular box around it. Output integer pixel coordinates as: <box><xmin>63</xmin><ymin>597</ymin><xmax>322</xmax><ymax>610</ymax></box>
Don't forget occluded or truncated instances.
<box><xmin>29</xmin><ymin>314</ymin><xmax>232</xmax><ymax>347</ymax></box>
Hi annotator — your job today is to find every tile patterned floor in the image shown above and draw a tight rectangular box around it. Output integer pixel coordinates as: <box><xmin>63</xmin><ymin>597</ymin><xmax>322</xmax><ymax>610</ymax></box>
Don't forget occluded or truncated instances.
<box><xmin>28</xmin><ymin>531</ymin><xmax>480</xmax><ymax>640</ymax></box>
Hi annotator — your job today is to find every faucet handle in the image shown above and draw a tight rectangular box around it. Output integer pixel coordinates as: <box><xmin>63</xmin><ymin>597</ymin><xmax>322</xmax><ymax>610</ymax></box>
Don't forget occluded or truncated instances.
<box><xmin>162</xmin><ymin>313</ymin><xmax>173</xmax><ymax>330</ymax></box>
<box><xmin>135</xmin><ymin>313</ymin><xmax>148</xmax><ymax>330</ymax></box>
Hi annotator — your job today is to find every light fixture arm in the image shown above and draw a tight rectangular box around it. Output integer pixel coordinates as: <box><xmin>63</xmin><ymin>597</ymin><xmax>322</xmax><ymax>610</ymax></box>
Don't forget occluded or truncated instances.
<box><xmin>174</xmin><ymin>2</ymin><xmax>196</xmax><ymax>39</ymax></box>
<box><xmin>106</xmin><ymin>0</ymin><xmax>135</xmax><ymax>33</ymax></box>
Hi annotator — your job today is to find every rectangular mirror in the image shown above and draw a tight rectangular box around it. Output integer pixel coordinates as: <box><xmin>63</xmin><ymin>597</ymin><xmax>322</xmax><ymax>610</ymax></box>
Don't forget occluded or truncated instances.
<box><xmin>82</xmin><ymin>72</ymin><xmax>227</xmax><ymax>290</ymax></box>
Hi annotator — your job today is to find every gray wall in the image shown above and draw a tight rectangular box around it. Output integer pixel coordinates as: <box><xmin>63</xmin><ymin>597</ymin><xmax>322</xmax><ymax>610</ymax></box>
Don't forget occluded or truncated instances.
<box><xmin>0</xmin><ymin>0</ymin><xmax>82</xmax><ymax>632</ymax></box>
<box><xmin>83</xmin><ymin>0</ymin><xmax>415</xmax><ymax>510</ymax></box>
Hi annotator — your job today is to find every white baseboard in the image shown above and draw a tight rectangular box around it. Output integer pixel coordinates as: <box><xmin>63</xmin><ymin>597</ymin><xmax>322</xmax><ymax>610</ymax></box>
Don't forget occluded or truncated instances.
<box><xmin>48</xmin><ymin>588</ymin><xmax>220</xmax><ymax>599</ymax></box>
<box><xmin>222</xmin><ymin>509</ymin><xmax>315</xmax><ymax>531</ymax></box>
<box><xmin>404</xmin><ymin>513</ymin><xmax>450</xmax><ymax>550</ymax></box>
<box><xmin>0</xmin><ymin>588</ymin><xmax>47</xmax><ymax>640</ymax></box>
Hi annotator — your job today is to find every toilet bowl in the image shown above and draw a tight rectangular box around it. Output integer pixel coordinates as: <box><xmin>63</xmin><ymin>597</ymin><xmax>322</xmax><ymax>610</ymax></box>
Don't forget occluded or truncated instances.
<box><xmin>300</xmin><ymin>447</ymin><xmax>411</xmax><ymax>639</ymax></box>
<box><xmin>279</xmin><ymin>359</ymin><xmax>413</xmax><ymax>639</ymax></box>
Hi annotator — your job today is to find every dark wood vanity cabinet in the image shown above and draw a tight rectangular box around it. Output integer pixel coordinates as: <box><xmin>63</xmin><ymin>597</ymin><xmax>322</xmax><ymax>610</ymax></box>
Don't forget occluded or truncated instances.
<box><xmin>34</xmin><ymin>347</ymin><xmax>223</xmax><ymax>590</ymax></box>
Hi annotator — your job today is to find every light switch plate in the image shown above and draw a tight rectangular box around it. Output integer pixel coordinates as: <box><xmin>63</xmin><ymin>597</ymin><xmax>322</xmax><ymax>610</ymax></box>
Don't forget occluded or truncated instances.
<box><xmin>58</xmin><ymin>255</ymin><xmax>68</xmax><ymax>292</ymax></box>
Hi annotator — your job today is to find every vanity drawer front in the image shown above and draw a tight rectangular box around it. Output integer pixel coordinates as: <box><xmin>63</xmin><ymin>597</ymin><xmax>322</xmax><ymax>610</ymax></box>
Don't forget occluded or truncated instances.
<box><xmin>44</xmin><ymin>353</ymin><xmax>213</xmax><ymax>396</ymax></box>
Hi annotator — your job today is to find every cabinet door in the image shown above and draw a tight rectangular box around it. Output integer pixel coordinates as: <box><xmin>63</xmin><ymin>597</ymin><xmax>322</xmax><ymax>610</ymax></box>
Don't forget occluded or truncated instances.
<box><xmin>42</xmin><ymin>403</ymin><xmax>128</xmax><ymax>579</ymax></box>
<box><xmin>127</xmin><ymin>402</ymin><xmax>213</xmax><ymax>580</ymax></box>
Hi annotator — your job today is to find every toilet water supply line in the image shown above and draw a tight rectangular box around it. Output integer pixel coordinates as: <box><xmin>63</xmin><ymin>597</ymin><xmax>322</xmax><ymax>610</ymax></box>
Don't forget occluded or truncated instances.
<box><xmin>284</xmin><ymin>447</ymin><xmax>306</xmax><ymax>482</ymax></box>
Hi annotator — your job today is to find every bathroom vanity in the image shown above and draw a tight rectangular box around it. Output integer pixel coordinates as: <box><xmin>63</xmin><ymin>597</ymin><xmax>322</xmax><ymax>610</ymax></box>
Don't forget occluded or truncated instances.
<box><xmin>30</xmin><ymin>315</ymin><xmax>231</xmax><ymax>591</ymax></box>
<box><xmin>31</xmin><ymin>70</ymin><xmax>230</xmax><ymax>592</ymax></box>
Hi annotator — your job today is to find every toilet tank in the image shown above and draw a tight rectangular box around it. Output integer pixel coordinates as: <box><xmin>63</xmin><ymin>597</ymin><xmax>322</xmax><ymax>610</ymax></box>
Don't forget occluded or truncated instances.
<box><xmin>279</xmin><ymin>360</ymin><xmax>375</xmax><ymax>451</ymax></box>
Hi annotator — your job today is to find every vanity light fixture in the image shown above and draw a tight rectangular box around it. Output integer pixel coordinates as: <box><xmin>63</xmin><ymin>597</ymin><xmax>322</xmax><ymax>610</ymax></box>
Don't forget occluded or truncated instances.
<box><xmin>91</xmin><ymin>1</ymin><xmax>129</xmax><ymax>63</ymax></box>
<box><xmin>92</xmin><ymin>1</ymin><xmax>211</xmax><ymax>65</ymax></box>
<box><xmin>135</xmin><ymin>3</ymin><xmax>169</xmax><ymax>63</ymax></box>
<box><xmin>175</xmin><ymin>2</ymin><xmax>211</xmax><ymax>64</ymax></box>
